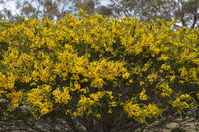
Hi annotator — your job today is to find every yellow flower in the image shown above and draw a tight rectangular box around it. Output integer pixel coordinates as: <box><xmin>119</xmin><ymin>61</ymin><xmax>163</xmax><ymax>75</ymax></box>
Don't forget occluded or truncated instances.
<box><xmin>123</xmin><ymin>102</ymin><xmax>145</xmax><ymax>123</ymax></box>
<box><xmin>161</xmin><ymin>64</ymin><xmax>171</xmax><ymax>71</ymax></box>
<box><xmin>157</xmin><ymin>54</ymin><xmax>169</xmax><ymax>61</ymax></box>
<box><xmin>196</xmin><ymin>93</ymin><xmax>199</xmax><ymax>99</ymax></box>
<box><xmin>171</xmin><ymin>94</ymin><xmax>193</xmax><ymax>110</ymax></box>
<box><xmin>139</xmin><ymin>89</ymin><xmax>149</xmax><ymax>101</ymax></box>
<box><xmin>147</xmin><ymin>73</ymin><xmax>158</xmax><ymax>83</ymax></box>
<box><xmin>95</xmin><ymin>114</ymin><xmax>102</xmax><ymax>119</ymax></box>
<box><xmin>91</xmin><ymin>78</ymin><xmax>105</xmax><ymax>88</ymax></box>
<box><xmin>144</xmin><ymin>104</ymin><xmax>161</xmax><ymax>118</ymax></box>
<box><xmin>129</xmin><ymin>79</ymin><xmax>133</xmax><ymax>83</ymax></box>
<box><xmin>109</xmin><ymin>102</ymin><xmax>117</xmax><ymax>107</ymax></box>
<box><xmin>156</xmin><ymin>82</ymin><xmax>173</xmax><ymax>97</ymax></box>
<box><xmin>41</xmin><ymin>108</ymin><xmax>50</xmax><ymax>115</ymax></box>
<box><xmin>122</xmin><ymin>72</ymin><xmax>130</xmax><ymax>79</ymax></box>
<box><xmin>139</xmin><ymin>81</ymin><xmax>145</xmax><ymax>86</ymax></box>
<box><xmin>108</xmin><ymin>109</ymin><xmax>112</xmax><ymax>114</ymax></box>
<box><xmin>53</xmin><ymin>87</ymin><xmax>71</xmax><ymax>104</ymax></box>
<box><xmin>78</xmin><ymin>8</ymin><xmax>85</xmax><ymax>16</ymax></box>
<box><xmin>7</xmin><ymin>90</ymin><xmax>23</xmax><ymax>111</ymax></box>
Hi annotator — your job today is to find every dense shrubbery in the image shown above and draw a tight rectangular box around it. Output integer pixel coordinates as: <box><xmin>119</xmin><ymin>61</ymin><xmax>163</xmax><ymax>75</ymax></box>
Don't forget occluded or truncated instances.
<box><xmin>0</xmin><ymin>10</ymin><xmax>198</xmax><ymax>131</ymax></box>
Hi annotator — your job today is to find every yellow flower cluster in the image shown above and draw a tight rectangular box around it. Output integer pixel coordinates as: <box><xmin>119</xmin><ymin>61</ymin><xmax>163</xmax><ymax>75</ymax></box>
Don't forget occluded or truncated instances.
<box><xmin>0</xmin><ymin>72</ymin><xmax>16</xmax><ymax>93</ymax></box>
<box><xmin>139</xmin><ymin>88</ymin><xmax>149</xmax><ymax>101</ymax></box>
<box><xmin>123</xmin><ymin>102</ymin><xmax>144</xmax><ymax>122</ymax></box>
<box><xmin>171</xmin><ymin>94</ymin><xmax>194</xmax><ymax>111</ymax></box>
<box><xmin>124</xmin><ymin>102</ymin><xmax>161</xmax><ymax>123</ymax></box>
<box><xmin>147</xmin><ymin>73</ymin><xmax>158</xmax><ymax>83</ymax></box>
<box><xmin>26</xmin><ymin>85</ymin><xmax>53</xmax><ymax>117</ymax></box>
<box><xmin>6</xmin><ymin>90</ymin><xmax>23</xmax><ymax>111</ymax></box>
<box><xmin>52</xmin><ymin>87</ymin><xmax>71</xmax><ymax>104</ymax></box>
<box><xmin>0</xmin><ymin>11</ymin><xmax>198</xmax><ymax>123</ymax></box>
<box><xmin>143</xmin><ymin>104</ymin><xmax>162</xmax><ymax>119</ymax></box>
<box><xmin>196</xmin><ymin>92</ymin><xmax>199</xmax><ymax>99</ymax></box>
<box><xmin>156</xmin><ymin>82</ymin><xmax>173</xmax><ymax>97</ymax></box>
<box><xmin>74</xmin><ymin>91</ymin><xmax>114</xmax><ymax>117</ymax></box>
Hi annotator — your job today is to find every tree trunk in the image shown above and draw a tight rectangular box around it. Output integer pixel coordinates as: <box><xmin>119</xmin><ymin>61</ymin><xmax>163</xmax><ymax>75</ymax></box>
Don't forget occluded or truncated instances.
<box><xmin>102</xmin><ymin>123</ymin><xmax>112</xmax><ymax>132</ymax></box>
<box><xmin>191</xmin><ymin>12</ymin><xmax>197</xmax><ymax>29</ymax></box>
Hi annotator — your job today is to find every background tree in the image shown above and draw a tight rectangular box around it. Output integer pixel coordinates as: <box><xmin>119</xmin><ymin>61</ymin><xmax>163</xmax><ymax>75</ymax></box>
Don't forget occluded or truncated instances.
<box><xmin>0</xmin><ymin>0</ymin><xmax>76</xmax><ymax>20</ymax></box>
<box><xmin>0</xmin><ymin>0</ymin><xmax>102</xmax><ymax>20</ymax></box>
<box><xmin>75</xmin><ymin>0</ymin><xmax>96</xmax><ymax>14</ymax></box>
<box><xmin>107</xmin><ymin>0</ymin><xmax>199</xmax><ymax>28</ymax></box>
<box><xmin>174</xmin><ymin>0</ymin><xmax>199</xmax><ymax>28</ymax></box>
<box><xmin>0</xmin><ymin>0</ymin><xmax>198</xmax><ymax>28</ymax></box>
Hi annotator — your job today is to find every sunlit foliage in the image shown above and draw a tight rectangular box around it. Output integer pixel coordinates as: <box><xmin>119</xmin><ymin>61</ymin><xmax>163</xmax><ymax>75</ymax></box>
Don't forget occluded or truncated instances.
<box><xmin>0</xmin><ymin>10</ymin><xmax>198</xmax><ymax>127</ymax></box>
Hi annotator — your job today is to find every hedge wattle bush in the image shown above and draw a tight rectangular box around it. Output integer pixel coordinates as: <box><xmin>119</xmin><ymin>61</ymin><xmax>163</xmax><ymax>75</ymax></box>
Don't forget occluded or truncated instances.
<box><xmin>0</xmin><ymin>10</ymin><xmax>198</xmax><ymax>131</ymax></box>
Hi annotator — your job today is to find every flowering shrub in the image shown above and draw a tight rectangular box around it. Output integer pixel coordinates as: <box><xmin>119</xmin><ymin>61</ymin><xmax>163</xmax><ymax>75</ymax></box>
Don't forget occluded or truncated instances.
<box><xmin>0</xmin><ymin>10</ymin><xmax>198</xmax><ymax>131</ymax></box>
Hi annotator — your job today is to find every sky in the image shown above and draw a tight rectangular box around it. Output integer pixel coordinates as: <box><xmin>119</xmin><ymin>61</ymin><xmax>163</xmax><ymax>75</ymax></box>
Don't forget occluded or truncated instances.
<box><xmin>101</xmin><ymin>0</ymin><xmax>110</xmax><ymax>5</ymax></box>
<box><xmin>0</xmin><ymin>1</ymin><xmax>18</xmax><ymax>14</ymax></box>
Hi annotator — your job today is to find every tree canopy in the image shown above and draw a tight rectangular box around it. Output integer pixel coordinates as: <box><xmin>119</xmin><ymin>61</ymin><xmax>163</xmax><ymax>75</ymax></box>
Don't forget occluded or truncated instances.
<box><xmin>0</xmin><ymin>11</ymin><xmax>198</xmax><ymax>131</ymax></box>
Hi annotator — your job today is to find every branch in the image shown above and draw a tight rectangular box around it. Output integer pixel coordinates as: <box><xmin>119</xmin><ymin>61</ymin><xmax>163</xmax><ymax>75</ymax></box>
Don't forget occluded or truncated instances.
<box><xmin>191</xmin><ymin>12</ymin><xmax>198</xmax><ymax>29</ymax></box>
